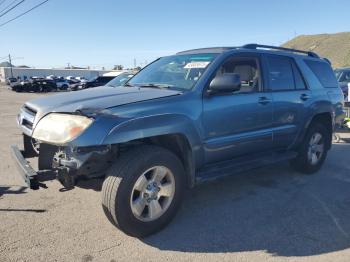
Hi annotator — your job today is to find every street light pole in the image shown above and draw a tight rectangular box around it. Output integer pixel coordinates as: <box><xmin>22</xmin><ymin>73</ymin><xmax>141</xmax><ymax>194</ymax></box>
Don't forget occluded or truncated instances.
<box><xmin>8</xmin><ymin>54</ymin><xmax>13</xmax><ymax>78</ymax></box>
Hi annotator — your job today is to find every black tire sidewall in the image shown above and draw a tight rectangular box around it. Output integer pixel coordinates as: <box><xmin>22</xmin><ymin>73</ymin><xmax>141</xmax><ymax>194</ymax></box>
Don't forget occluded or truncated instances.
<box><xmin>111</xmin><ymin>148</ymin><xmax>186</xmax><ymax>237</ymax></box>
<box><xmin>293</xmin><ymin>123</ymin><xmax>329</xmax><ymax>173</ymax></box>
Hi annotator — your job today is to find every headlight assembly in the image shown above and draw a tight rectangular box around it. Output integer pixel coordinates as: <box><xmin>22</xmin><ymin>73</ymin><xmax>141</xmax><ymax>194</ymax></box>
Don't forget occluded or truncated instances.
<box><xmin>32</xmin><ymin>113</ymin><xmax>93</xmax><ymax>144</ymax></box>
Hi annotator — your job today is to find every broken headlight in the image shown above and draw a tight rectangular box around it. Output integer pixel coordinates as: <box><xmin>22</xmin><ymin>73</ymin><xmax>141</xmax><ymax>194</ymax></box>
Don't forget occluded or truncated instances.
<box><xmin>32</xmin><ymin>113</ymin><xmax>93</xmax><ymax>144</ymax></box>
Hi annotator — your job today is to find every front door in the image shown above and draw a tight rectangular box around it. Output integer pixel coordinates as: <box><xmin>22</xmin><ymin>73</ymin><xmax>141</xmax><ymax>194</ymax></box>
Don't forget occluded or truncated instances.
<box><xmin>202</xmin><ymin>54</ymin><xmax>274</xmax><ymax>164</ymax></box>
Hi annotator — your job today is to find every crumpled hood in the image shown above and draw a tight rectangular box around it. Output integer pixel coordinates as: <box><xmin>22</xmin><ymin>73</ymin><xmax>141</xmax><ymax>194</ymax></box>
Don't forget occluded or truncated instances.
<box><xmin>26</xmin><ymin>86</ymin><xmax>182</xmax><ymax>115</ymax></box>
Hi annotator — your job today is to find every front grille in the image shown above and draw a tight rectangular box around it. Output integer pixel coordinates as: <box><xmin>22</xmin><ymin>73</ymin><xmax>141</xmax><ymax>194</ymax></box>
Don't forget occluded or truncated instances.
<box><xmin>23</xmin><ymin>105</ymin><xmax>37</xmax><ymax>116</ymax></box>
<box><xmin>20</xmin><ymin>105</ymin><xmax>37</xmax><ymax>132</ymax></box>
<box><xmin>22</xmin><ymin>119</ymin><xmax>33</xmax><ymax>130</ymax></box>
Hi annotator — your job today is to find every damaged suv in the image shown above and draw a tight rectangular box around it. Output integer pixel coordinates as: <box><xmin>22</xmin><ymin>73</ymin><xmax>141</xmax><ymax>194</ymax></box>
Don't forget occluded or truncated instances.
<box><xmin>11</xmin><ymin>44</ymin><xmax>345</xmax><ymax>237</ymax></box>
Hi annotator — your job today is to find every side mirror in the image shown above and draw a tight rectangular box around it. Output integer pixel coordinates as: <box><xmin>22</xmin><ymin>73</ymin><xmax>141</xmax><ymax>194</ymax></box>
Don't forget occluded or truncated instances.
<box><xmin>208</xmin><ymin>73</ymin><xmax>241</xmax><ymax>94</ymax></box>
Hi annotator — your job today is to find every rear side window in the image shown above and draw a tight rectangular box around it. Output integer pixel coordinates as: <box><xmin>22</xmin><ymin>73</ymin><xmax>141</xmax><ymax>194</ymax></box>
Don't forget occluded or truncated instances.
<box><xmin>304</xmin><ymin>60</ymin><xmax>338</xmax><ymax>88</ymax></box>
<box><xmin>266</xmin><ymin>55</ymin><xmax>295</xmax><ymax>91</ymax></box>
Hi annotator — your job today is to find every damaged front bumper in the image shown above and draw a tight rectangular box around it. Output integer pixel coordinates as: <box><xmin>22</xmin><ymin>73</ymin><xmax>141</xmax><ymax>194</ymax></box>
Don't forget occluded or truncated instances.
<box><xmin>10</xmin><ymin>145</ymin><xmax>41</xmax><ymax>190</ymax></box>
<box><xmin>10</xmin><ymin>138</ymin><xmax>116</xmax><ymax>190</ymax></box>
<box><xmin>10</xmin><ymin>145</ymin><xmax>75</xmax><ymax>190</ymax></box>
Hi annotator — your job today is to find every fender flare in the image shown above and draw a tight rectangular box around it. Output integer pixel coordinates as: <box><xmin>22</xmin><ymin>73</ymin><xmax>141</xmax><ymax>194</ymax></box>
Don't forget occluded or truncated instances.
<box><xmin>102</xmin><ymin>113</ymin><xmax>205</xmax><ymax>170</ymax></box>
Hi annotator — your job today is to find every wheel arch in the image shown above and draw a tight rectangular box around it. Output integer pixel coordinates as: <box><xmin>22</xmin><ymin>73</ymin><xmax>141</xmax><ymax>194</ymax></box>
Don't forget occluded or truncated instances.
<box><xmin>301</xmin><ymin>112</ymin><xmax>333</xmax><ymax>150</ymax></box>
<box><xmin>117</xmin><ymin>133</ymin><xmax>196</xmax><ymax>188</ymax></box>
<box><xmin>102</xmin><ymin>114</ymin><xmax>204</xmax><ymax>187</ymax></box>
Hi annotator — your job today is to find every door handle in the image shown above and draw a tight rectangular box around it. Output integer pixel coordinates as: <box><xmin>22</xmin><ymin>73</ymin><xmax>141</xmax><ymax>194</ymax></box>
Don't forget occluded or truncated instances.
<box><xmin>300</xmin><ymin>93</ymin><xmax>310</xmax><ymax>101</ymax></box>
<box><xmin>258</xmin><ymin>96</ymin><xmax>271</xmax><ymax>105</ymax></box>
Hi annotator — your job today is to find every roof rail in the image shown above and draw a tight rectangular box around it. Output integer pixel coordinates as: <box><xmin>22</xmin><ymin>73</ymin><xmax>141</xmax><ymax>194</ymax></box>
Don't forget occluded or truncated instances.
<box><xmin>242</xmin><ymin>44</ymin><xmax>319</xmax><ymax>58</ymax></box>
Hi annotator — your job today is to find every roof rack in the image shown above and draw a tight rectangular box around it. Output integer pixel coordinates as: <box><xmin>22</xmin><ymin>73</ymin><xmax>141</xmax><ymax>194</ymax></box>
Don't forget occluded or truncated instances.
<box><xmin>242</xmin><ymin>44</ymin><xmax>319</xmax><ymax>58</ymax></box>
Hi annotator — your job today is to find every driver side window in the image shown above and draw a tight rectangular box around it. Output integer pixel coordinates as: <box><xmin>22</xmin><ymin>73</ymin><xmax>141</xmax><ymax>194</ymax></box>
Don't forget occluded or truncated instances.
<box><xmin>215</xmin><ymin>56</ymin><xmax>261</xmax><ymax>93</ymax></box>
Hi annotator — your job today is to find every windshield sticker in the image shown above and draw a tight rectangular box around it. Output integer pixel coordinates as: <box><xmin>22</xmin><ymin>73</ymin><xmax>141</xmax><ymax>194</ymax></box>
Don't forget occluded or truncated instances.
<box><xmin>184</xmin><ymin>61</ymin><xmax>210</xmax><ymax>69</ymax></box>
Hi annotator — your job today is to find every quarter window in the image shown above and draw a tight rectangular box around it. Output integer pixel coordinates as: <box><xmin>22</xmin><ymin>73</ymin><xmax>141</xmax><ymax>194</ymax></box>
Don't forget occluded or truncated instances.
<box><xmin>304</xmin><ymin>60</ymin><xmax>338</xmax><ymax>88</ymax></box>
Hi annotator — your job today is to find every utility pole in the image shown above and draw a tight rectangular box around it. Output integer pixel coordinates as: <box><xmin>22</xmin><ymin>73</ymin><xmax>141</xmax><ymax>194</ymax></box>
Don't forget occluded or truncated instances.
<box><xmin>133</xmin><ymin>58</ymin><xmax>136</xmax><ymax>69</ymax></box>
<box><xmin>8</xmin><ymin>54</ymin><xmax>13</xmax><ymax>78</ymax></box>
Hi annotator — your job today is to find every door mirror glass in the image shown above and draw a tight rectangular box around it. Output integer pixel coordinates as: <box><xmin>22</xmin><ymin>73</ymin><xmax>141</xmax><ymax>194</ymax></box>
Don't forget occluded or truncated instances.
<box><xmin>209</xmin><ymin>73</ymin><xmax>241</xmax><ymax>94</ymax></box>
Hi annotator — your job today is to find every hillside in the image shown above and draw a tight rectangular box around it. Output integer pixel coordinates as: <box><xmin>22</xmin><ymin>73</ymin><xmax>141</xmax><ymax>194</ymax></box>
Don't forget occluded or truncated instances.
<box><xmin>282</xmin><ymin>32</ymin><xmax>350</xmax><ymax>68</ymax></box>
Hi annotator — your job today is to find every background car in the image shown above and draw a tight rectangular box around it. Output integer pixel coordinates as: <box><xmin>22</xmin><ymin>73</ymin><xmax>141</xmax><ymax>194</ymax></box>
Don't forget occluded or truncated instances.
<box><xmin>31</xmin><ymin>79</ymin><xmax>57</xmax><ymax>92</ymax></box>
<box><xmin>105</xmin><ymin>72</ymin><xmax>134</xmax><ymax>87</ymax></box>
<box><xmin>54</xmin><ymin>78</ymin><xmax>81</xmax><ymax>90</ymax></box>
<box><xmin>54</xmin><ymin>79</ymin><xmax>70</xmax><ymax>90</ymax></box>
<box><xmin>6</xmin><ymin>77</ymin><xmax>18</xmax><ymax>85</ymax></box>
<box><xmin>83</xmin><ymin>76</ymin><xmax>116</xmax><ymax>89</ymax></box>
<box><xmin>12</xmin><ymin>78</ymin><xmax>56</xmax><ymax>92</ymax></box>
<box><xmin>335</xmin><ymin>67</ymin><xmax>350</xmax><ymax>99</ymax></box>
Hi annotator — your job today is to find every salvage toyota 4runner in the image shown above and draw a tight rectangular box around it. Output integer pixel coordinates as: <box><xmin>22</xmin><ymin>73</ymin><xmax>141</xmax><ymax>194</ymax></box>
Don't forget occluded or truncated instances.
<box><xmin>11</xmin><ymin>44</ymin><xmax>345</xmax><ymax>237</ymax></box>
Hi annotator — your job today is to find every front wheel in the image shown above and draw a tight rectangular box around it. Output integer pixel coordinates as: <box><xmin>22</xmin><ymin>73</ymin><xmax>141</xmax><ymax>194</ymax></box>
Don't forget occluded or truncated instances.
<box><xmin>101</xmin><ymin>145</ymin><xmax>186</xmax><ymax>237</ymax></box>
<box><xmin>290</xmin><ymin>123</ymin><xmax>329</xmax><ymax>174</ymax></box>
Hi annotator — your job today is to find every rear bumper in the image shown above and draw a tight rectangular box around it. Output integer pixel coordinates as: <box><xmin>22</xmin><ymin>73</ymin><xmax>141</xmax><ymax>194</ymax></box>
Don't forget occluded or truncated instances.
<box><xmin>10</xmin><ymin>145</ymin><xmax>40</xmax><ymax>190</ymax></box>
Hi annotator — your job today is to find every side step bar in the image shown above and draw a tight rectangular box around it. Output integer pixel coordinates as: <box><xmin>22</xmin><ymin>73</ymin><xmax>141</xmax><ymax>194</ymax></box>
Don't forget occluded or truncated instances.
<box><xmin>196</xmin><ymin>151</ymin><xmax>297</xmax><ymax>183</ymax></box>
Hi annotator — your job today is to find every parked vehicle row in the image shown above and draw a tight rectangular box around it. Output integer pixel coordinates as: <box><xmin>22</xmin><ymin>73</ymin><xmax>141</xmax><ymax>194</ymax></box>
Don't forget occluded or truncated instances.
<box><xmin>8</xmin><ymin>72</ymin><xmax>134</xmax><ymax>93</ymax></box>
<box><xmin>11</xmin><ymin>78</ymin><xmax>57</xmax><ymax>92</ymax></box>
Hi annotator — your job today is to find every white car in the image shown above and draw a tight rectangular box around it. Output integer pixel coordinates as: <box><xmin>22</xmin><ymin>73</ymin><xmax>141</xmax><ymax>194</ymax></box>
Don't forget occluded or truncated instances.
<box><xmin>55</xmin><ymin>79</ymin><xmax>70</xmax><ymax>90</ymax></box>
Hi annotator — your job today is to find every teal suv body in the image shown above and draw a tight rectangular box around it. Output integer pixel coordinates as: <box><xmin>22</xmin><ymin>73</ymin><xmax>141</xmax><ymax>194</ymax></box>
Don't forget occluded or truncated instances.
<box><xmin>11</xmin><ymin>44</ymin><xmax>345</xmax><ymax>237</ymax></box>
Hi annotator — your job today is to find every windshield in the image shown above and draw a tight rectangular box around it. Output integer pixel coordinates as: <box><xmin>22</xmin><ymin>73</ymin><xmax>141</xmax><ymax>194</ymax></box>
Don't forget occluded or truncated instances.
<box><xmin>88</xmin><ymin>76</ymin><xmax>98</xmax><ymax>82</ymax></box>
<box><xmin>106</xmin><ymin>73</ymin><xmax>134</xmax><ymax>87</ymax></box>
<box><xmin>127</xmin><ymin>53</ymin><xmax>217</xmax><ymax>91</ymax></box>
<box><xmin>334</xmin><ymin>70</ymin><xmax>341</xmax><ymax>81</ymax></box>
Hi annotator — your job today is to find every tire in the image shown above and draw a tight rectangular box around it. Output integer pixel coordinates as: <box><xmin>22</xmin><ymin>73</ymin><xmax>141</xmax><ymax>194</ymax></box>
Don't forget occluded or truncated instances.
<box><xmin>290</xmin><ymin>122</ymin><xmax>329</xmax><ymax>174</ymax></box>
<box><xmin>102</xmin><ymin>145</ymin><xmax>186</xmax><ymax>237</ymax></box>
<box><xmin>23</xmin><ymin>134</ymin><xmax>39</xmax><ymax>158</ymax></box>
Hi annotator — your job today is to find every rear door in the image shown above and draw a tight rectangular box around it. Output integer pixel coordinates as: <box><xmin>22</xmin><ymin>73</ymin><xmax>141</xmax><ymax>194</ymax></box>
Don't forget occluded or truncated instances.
<box><xmin>263</xmin><ymin>54</ymin><xmax>312</xmax><ymax>149</ymax></box>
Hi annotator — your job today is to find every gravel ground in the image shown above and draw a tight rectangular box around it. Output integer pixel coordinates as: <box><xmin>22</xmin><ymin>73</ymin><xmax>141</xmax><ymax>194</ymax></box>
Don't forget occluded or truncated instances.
<box><xmin>1</xmin><ymin>86</ymin><xmax>350</xmax><ymax>262</ymax></box>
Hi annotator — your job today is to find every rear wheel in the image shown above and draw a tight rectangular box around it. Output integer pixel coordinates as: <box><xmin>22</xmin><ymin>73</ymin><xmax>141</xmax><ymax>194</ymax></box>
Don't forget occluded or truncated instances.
<box><xmin>102</xmin><ymin>145</ymin><xmax>186</xmax><ymax>237</ymax></box>
<box><xmin>290</xmin><ymin>123</ymin><xmax>329</xmax><ymax>174</ymax></box>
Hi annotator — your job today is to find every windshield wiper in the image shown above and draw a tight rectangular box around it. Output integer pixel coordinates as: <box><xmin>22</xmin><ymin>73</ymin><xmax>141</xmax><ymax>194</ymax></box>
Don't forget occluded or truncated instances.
<box><xmin>136</xmin><ymin>83</ymin><xmax>172</xmax><ymax>89</ymax></box>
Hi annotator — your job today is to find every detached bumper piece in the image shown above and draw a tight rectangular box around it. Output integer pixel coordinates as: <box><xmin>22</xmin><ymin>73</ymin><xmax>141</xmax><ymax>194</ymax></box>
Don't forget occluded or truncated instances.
<box><xmin>10</xmin><ymin>145</ymin><xmax>40</xmax><ymax>190</ymax></box>
<box><xmin>10</xmin><ymin>145</ymin><xmax>74</xmax><ymax>190</ymax></box>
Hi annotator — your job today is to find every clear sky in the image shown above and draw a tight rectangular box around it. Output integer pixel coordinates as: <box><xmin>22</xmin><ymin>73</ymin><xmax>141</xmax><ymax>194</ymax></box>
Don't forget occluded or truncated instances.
<box><xmin>0</xmin><ymin>0</ymin><xmax>349</xmax><ymax>69</ymax></box>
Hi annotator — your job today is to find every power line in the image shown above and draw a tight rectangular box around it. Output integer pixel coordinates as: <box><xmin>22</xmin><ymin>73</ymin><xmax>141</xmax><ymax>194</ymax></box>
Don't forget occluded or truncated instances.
<box><xmin>0</xmin><ymin>0</ymin><xmax>20</xmax><ymax>14</ymax></box>
<box><xmin>0</xmin><ymin>0</ymin><xmax>25</xmax><ymax>18</ymax></box>
<box><xmin>0</xmin><ymin>0</ymin><xmax>50</xmax><ymax>28</ymax></box>
<box><xmin>0</xmin><ymin>55</ymin><xmax>23</xmax><ymax>60</ymax></box>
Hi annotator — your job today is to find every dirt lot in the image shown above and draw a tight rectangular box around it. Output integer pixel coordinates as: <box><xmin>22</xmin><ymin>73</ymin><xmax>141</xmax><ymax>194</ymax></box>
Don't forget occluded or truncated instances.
<box><xmin>1</xmin><ymin>86</ymin><xmax>350</xmax><ymax>262</ymax></box>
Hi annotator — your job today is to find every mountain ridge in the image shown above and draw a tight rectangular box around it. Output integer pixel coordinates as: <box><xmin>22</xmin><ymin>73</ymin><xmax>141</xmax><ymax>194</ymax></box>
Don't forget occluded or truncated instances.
<box><xmin>282</xmin><ymin>32</ymin><xmax>350</xmax><ymax>68</ymax></box>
